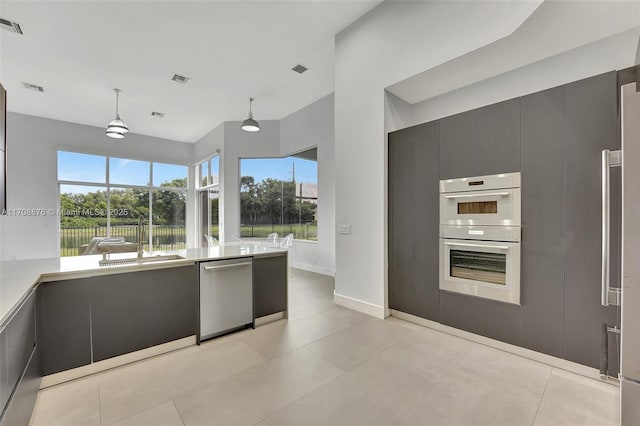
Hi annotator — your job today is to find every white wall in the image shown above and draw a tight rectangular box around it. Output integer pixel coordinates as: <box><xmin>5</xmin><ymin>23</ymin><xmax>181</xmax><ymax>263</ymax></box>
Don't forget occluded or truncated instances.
<box><xmin>220</xmin><ymin>120</ymin><xmax>281</xmax><ymax>243</ymax></box>
<box><xmin>280</xmin><ymin>94</ymin><xmax>335</xmax><ymax>275</ymax></box>
<box><xmin>192</xmin><ymin>94</ymin><xmax>336</xmax><ymax>275</ymax></box>
<box><xmin>393</xmin><ymin>28</ymin><xmax>640</xmax><ymax>132</ymax></box>
<box><xmin>334</xmin><ymin>0</ymin><xmax>542</xmax><ymax>318</ymax></box>
<box><xmin>334</xmin><ymin>0</ymin><xmax>640</xmax><ymax>318</ymax></box>
<box><xmin>0</xmin><ymin>113</ymin><xmax>192</xmax><ymax>260</ymax></box>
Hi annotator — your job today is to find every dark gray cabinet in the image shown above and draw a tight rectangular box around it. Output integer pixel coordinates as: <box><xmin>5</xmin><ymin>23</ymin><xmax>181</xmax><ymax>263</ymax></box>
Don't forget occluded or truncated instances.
<box><xmin>439</xmin><ymin>100</ymin><xmax>520</xmax><ymax>179</ymax></box>
<box><xmin>0</xmin><ymin>328</ymin><xmax>8</xmax><ymax>417</ymax></box>
<box><xmin>0</xmin><ymin>348</ymin><xmax>39</xmax><ymax>426</ymax></box>
<box><xmin>91</xmin><ymin>272</ymin><xmax>151</xmax><ymax>362</ymax></box>
<box><xmin>389</xmin><ymin>123</ymin><xmax>440</xmax><ymax>320</ymax></box>
<box><xmin>563</xmin><ymin>71</ymin><xmax>620</xmax><ymax>371</ymax></box>
<box><xmin>520</xmin><ymin>86</ymin><xmax>565</xmax><ymax>358</ymax></box>
<box><xmin>440</xmin><ymin>292</ymin><xmax>521</xmax><ymax>345</ymax></box>
<box><xmin>5</xmin><ymin>293</ymin><xmax>35</xmax><ymax>394</ymax></box>
<box><xmin>389</xmin><ymin>69</ymin><xmax>621</xmax><ymax>370</ymax></box>
<box><xmin>0</xmin><ymin>292</ymin><xmax>39</xmax><ymax>426</ymax></box>
<box><xmin>38</xmin><ymin>265</ymin><xmax>198</xmax><ymax>368</ymax></box>
<box><xmin>413</xmin><ymin>122</ymin><xmax>440</xmax><ymax>321</ymax></box>
<box><xmin>91</xmin><ymin>265</ymin><xmax>198</xmax><ymax>362</ymax></box>
<box><xmin>253</xmin><ymin>254</ymin><xmax>288</xmax><ymax>318</ymax></box>
<box><xmin>37</xmin><ymin>279</ymin><xmax>91</xmax><ymax>375</ymax></box>
<box><xmin>474</xmin><ymin>98</ymin><xmax>521</xmax><ymax>175</ymax></box>
<box><xmin>388</xmin><ymin>127</ymin><xmax>415</xmax><ymax>314</ymax></box>
<box><xmin>148</xmin><ymin>266</ymin><xmax>198</xmax><ymax>346</ymax></box>
<box><xmin>440</xmin><ymin>111</ymin><xmax>475</xmax><ymax>180</ymax></box>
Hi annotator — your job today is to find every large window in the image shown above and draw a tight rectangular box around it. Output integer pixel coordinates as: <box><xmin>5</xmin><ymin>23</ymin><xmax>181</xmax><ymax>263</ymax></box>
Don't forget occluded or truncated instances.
<box><xmin>197</xmin><ymin>155</ymin><xmax>219</xmax><ymax>246</ymax></box>
<box><xmin>239</xmin><ymin>148</ymin><xmax>317</xmax><ymax>241</ymax></box>
<box><xmin>58</xmin><ymin>151</ymin><xmax>187</xmax><ymax>256</ymax></box>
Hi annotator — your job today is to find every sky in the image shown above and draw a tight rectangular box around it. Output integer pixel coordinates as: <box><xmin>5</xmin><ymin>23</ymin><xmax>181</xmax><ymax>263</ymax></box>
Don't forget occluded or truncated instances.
<box><xmin>240</xmin><ymin>157</ymin><xmax>317</xmax><ymax>184</ymax></box>
<box><xmin>58</xmin><ymin>151</ymin><xmax>317</xmax><ymax>195</ymax></box>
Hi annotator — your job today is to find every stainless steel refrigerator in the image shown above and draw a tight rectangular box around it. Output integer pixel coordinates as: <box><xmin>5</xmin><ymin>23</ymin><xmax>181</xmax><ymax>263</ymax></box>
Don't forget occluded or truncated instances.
<box><xmin>607</xmin><ymin>81</ymin><xmax>640</xmax><ymax>425</ymax></box>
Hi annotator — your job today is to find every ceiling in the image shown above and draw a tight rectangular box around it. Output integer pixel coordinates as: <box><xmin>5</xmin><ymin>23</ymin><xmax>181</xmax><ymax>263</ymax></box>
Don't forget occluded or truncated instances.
<box><xmin>387</xmin><ymin>0</ymin><xmax>640</xmax><ymax>104</ymax></box>
<box><xmin>0</xmin><ymin>0</ymin><xmax>381</xmax><ymax>143</ymax></box>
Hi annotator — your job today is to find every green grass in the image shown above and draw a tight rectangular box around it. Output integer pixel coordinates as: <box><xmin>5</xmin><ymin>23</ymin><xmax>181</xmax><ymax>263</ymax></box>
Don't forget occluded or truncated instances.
<box><xmin>60</xmin><ymin>225</ymin><xmax>187</xmax><ymax>256</ymax></box>
<box><xmin>60</xmin><ymin>223</ymin><xmax>317</xmax><ymax>256</ymax></box>
<box><xmin>240</xmin><ymin>224</ymin><xmax>317</xmax><ymax>241</ymax></box>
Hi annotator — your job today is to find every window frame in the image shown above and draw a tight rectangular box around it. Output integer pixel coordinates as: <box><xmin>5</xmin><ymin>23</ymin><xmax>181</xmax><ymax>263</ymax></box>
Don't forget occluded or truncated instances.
<box><xmin>238</xmin><ymin>148</ymin><xmax>318</xmax><ymax>242</ymax></box>
<box><xmin>196</xmin><ymin>154</ymin><xmax>220</xmax><ymax>246</ymax></box>
<box><xmin>57</xmin><ymin>151</ymin><xmax>188</xmax><ymax>255</ymax></box>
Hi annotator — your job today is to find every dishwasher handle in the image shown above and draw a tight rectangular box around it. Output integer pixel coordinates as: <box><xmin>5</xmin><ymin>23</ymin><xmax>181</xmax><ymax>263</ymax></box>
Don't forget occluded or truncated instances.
<box><xmin>202</xmin><ymin>261</ymin><xmax>252</xmax><ymax>271</ymax></box>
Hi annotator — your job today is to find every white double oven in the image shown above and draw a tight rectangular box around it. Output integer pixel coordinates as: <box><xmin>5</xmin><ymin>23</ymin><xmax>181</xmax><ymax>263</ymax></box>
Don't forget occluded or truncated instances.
<box><xmin>439</xmin><ymin>172</ymin><xmax>521</xmax><ymax>305</ymax></box>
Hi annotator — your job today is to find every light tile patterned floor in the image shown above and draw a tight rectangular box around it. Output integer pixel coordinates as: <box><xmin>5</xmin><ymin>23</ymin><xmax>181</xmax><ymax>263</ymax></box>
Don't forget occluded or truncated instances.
<box><xmin>30</xmin><ymin>268</ymin><xmax>620</xmax><ymax>426</ymax></box>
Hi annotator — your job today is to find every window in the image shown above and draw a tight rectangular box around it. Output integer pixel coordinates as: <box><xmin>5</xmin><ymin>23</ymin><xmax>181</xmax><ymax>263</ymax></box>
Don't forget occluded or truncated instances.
<box><xmin>239</xmin><ymin>148</ymin><xmax>317</xmax><ymax>241</ymax></box>
<box><xmin>57</xmin><ymin>151</ymin><xmax>187</xmax><ymax>256</ymax></box>
<box><xmin>197</xmin><ymin>155</ymin><xmax>219</xmax><ymax>246</ymax></box>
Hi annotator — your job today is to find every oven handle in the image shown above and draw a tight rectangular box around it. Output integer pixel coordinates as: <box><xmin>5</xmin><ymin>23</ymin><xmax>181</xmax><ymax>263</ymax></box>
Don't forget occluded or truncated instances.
<box><xmin>443</xmin><ymin>192</ymin><xmax>509</xmax><ymax>199</ymax></box>
<box><xmin>444</xmin><ymin>241</ymin><xmax>510</xmax><ymax>251</ymax></box>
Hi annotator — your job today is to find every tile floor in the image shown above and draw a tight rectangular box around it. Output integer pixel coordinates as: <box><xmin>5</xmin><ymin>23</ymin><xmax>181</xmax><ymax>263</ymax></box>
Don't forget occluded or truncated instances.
<box><xmin>30</xmin><ymin>268</ymin><xmax>620</xmax><ymax>426</ymax></box>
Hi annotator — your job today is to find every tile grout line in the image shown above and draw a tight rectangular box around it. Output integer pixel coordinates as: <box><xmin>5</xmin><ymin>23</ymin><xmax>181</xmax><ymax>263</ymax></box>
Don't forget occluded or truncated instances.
<box><xmin>530</xmin><ymin>368</ymin><xmax>554</xmax><ymax>426</ymax></box>
<box><xmin>171</xmin><ymin>399</ymin><xmax>186</xmax><ymax>426</ymax></box>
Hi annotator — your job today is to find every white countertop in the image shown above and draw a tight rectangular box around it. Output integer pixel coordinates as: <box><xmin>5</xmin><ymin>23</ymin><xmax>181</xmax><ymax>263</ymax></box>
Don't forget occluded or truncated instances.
<box><xmin>0</xmin><ymin>243</ymin><xmax>287</xmax><ymax>326</ymax></box>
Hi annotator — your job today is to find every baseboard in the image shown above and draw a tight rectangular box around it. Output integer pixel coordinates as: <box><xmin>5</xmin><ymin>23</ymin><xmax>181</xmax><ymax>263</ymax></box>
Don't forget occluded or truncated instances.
<box><xmin>390</xmin><ymin>310</ymin><xmax>616</xmax><ymax>385</ymax></box>
<box><xmin>334</xmin><ymin>291</ymin><xmax>386</xmax><ymax>319</ymax></box>
<box><xmin>40</xmin><ymin>336</ymin><xmax>196</xmax><ymax>388</ymax></box>
<box><xmin>291</xmin><ymin>262</ymin><xmax>335</xmax><ymax>277</ymax></box>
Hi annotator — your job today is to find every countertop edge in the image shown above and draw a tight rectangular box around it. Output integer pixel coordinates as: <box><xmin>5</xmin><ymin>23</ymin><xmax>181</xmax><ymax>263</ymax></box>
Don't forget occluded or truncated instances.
<box><xmin>0</xmin><ymin>248</ymin><xmax>288</xmax><ymax>327</ymax></box>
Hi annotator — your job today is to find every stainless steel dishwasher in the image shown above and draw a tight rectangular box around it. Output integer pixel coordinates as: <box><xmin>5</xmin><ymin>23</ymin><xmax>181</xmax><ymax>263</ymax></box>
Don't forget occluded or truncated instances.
<box><xmin>199</xmin><ymin>257</ymin><xmax>254</xmax><ymax>342</ymax></box>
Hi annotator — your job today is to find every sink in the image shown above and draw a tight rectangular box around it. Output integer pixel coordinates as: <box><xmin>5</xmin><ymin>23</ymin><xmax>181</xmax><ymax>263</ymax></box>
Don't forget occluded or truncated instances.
<box><xmin>99</xmin><ymin>254</ymin><xmax>185</xmax><ymax>267</ymax></box>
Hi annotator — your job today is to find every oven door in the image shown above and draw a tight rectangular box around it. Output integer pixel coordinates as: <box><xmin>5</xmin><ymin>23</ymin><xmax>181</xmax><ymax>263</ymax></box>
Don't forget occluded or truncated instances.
<box><xmin>440</xmin><ymin>188</ymin><xmax>521</xmax><ymax>226</ymax></box>
<box><xmin>439</xmin><ymin>239</ymin><xmax>520</xmax><ymax>305</ymax></box>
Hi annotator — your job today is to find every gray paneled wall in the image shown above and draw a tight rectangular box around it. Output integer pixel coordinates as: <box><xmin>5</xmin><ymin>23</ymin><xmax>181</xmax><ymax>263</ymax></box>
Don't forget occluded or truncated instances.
<box><xmin>388</xmin><ymin>70</ymin><xmax>621</xmax><ymax>370</ymax></box>
<box><xmin>520</xmin><ymin>85</ymin><xmax>565</xmax><ymax>358</ymax></box>
<box><xmin>562</xmin><ymin>71</ymin><xmax>620</xmax><ymax>372</ymax></box>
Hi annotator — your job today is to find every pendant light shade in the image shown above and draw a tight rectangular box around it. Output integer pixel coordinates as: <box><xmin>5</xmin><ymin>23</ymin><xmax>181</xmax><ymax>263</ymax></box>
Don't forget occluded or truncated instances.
<box><xmin>106</xmin><ymin>88</ymin><xmax>129</xmax><ymax>139</ymax></box>
<box><xmin>241</xmin><ymin>97</ymin><xmax>260</xmax><ymax>132</ymax></box>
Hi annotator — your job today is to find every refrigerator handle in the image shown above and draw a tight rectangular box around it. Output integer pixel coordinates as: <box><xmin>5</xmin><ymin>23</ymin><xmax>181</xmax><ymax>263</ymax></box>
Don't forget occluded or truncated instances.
<box><xmin>601</xmin><ymin>149</ymin><xmax>622</xmax><ymax>307</ymax></box>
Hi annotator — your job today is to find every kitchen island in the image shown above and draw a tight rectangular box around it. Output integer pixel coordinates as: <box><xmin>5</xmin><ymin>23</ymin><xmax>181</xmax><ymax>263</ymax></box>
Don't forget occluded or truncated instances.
<box><xmin>0</xmin><ymin>243</ymin><xmax>288</xmax><ymax>426</ymax></box>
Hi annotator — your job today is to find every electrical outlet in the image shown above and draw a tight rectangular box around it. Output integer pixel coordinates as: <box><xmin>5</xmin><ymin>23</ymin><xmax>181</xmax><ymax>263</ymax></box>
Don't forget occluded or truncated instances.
<box><xmin>338</xmin><ymin>225</ymin><xmax>351</xmax><ymax>235</ymax></box>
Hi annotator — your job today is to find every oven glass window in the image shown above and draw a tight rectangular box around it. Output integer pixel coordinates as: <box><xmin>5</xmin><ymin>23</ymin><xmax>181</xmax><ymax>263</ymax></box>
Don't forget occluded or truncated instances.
<box><xmin>450</xmin><ymin>250</ymin><xmax>506</xmax><ymax>285</ymax></box>
<box><xmin>457</xmin><ymin>201</ymin><xmax>497</xmax><ymax>214</ymax></box>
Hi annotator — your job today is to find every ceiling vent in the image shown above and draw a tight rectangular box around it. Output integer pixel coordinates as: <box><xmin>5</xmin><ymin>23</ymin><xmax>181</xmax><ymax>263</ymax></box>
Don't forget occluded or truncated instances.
<box><xmin>151</xmin><ymin>111</ymin><xmax>165</xmax><ymax>118</ymax></box>
<box><xmin>291</xmin><ymin>64</ymin><xmax>308</xmax><ymax>74</ymax></box>
<box><xmin>171</xmin><ymin>74</ymin><xmax>191</xmax><ymax>84</ymax></box>
<box><xmin>21</xmin><ymin>82</ymin><xmax>44</xmax><ymax>92</ymax></box>
<box><xmin>0</xmin><ymin>18</ymin><xmax>23</xmax><ymax>35</ymax></box>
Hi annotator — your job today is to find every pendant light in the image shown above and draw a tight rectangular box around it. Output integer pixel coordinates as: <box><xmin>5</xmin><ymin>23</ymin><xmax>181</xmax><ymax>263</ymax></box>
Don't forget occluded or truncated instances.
<box><xmin>106</xmin><ymin>88</ymin><xmax>129</xmax><ymax>139</ymax></box>
<box><xmin>241</xmin><ymin>97</ymin><xmax>260</xmax><ymax>132</ymax></box>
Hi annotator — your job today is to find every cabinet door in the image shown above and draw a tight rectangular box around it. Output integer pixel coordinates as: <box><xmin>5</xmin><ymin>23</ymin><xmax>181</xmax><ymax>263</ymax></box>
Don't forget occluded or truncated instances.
<box><xmin>91</xmin><ymin>272</ymin><xmax>151</xmax><ymax>362</ymax></box>
<box><xmin>146</xmin><ymin>266</ymin><xmax>198</xmax><ymax>346</ymax></box>
<box><xmin>5</xmin><ymin>292</ymin><xmax>35</xmax><ymax>392</ymax></box>
<box><xmin>563</xmin><ymin>71</ymin><xmax>619</xmax><ymax>370</ymax></box>
<box><xmin>388</xmin><ymin>127</ymin><xmax>415</xmax><ymax>314</ymax></box>
<box><xmin>439</xmin><ymin>111</ymin><xmax>475</xmax><ymax>179</ymax></box>
<box><xmin>474</xmin><ymin>98</ymin><xmax>521</xmax><ymax>175</ymax></box>
<box><xmin>413</xmin><ymin>121</ymin><xmax>440</xmax><ymax>321</ymax></box>
<box><xmin>520</xmin><ymin>86</ymin><xmax>565</xmax><ymax>358</ymax></box>
<box><xmin>0</xmin><ymin>329</ymin><xmax>8</xmax><ymax>415</ymax></box>
<box><xmin>253</xmin><ymin>254</ymin><xmax>288</xmax><ymax>318</ymax></box>
<box><xmin>0</xmin><ymin>347</ymin><xmax>40</xmax><ymax>426</ymax></box>
<box><xmin>37</xmin><ymin>280</ymin><xmax>91</xmax><ymax>375</ymax></box>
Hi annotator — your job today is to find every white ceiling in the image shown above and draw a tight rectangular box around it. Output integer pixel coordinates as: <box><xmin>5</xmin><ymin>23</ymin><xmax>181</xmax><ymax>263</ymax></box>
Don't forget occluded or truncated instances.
<box><xmin>387</xmin><ymin>0</ymin><xmax>640</xmax><ymax>104</ymax></box>
<box><xmin>0</xmin><ymin>0</ymin><xmax>381</xmax><ymax>142</ymax></box>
